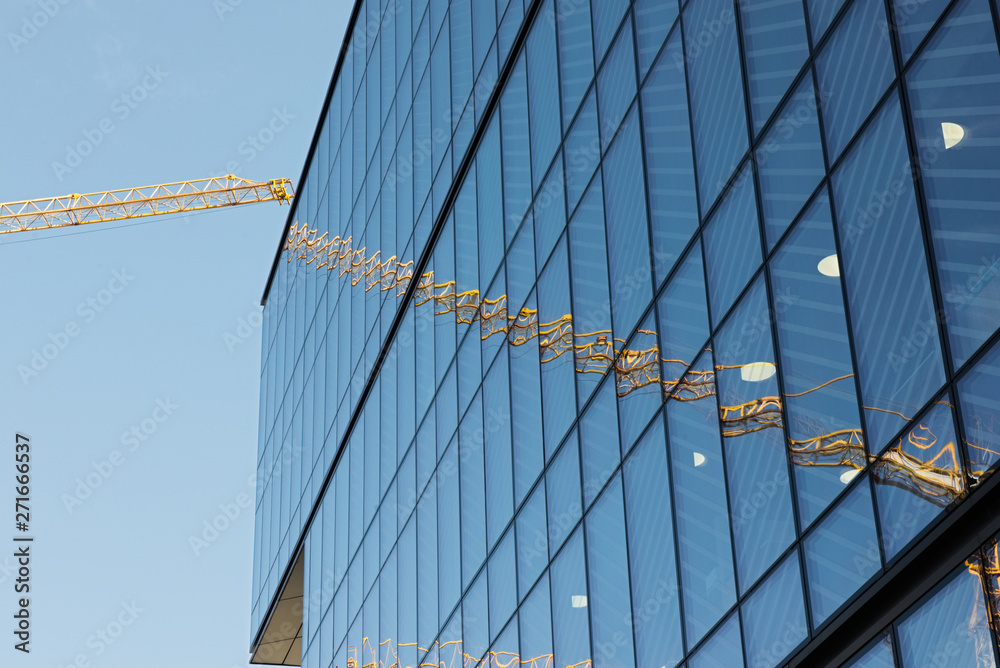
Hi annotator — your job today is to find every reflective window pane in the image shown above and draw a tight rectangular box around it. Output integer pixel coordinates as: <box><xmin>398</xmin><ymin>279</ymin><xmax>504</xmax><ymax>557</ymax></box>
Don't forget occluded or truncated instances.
<box><xmin>832</xmin><ymin>93</ymin><xmax>946</xmax><ymax>452</ymax></box>
<box><xmin>904</xmin><ymin>0</ymin><xmax>1000</xmax><ymax>367</ymax></box>
<box><xmin>803</xmin><ymin>478</ymin><xmax>881</xmax><ymax>627</ymax></box>
<box><xmin>815</xmin><ymin>0</ymin><xmax>894</xmax><ymax>161</ymax></box>
<box><xmin>688</xmin><ymin>611</ymin><xmax>743</xmax><ymax>668</ymax></box>
<box><xmin>897</xmin><ymin>564</ymin><xmax>997</xmax><ymax>667</ymax></box>
<box><xmin>741</xmin><ymin>551</ymin><xmax>808</xmax><ymax>668</ymax></box>
<box><xmin>550</xmin><ymin>528</ymin><xmax>592</xmax><ymax>668</ymax></box>
<box><xmin>546</xmin><ymin>430</ymin><xmax>583</xmax><ymax>557</ymax></box>
<box><xmin>580</xmin><ymin>376</ymin><xmax>621</xmax><ymax>508</ymax></box>
<box><xmin>873</xmin><ymin>394</ymin><xmax>964</xmax><ymax>561</ymax></box>
<box><xmin>658</xmin><ymin>241</ymin><xmax>710</xmax><ymax>388</ymax></box>
<box><xmin>555</xmin><ymin>0</ymin><xmax>595</xmax><ymax>129</ymax></box>
<box><xmin>846</xmin><ymin>633</ymin><xmax>896</xmax><ymax>668</ymax></box>
<box><xmin>598</xmin><ymin>15</ymin><xmax>637</xmax><ymax>152</ymax></box>
<box><xmin>891</xmin><ymin>0</ymin><xmax>952</xmax><ymax>62</ymax></box>
<box><xmin>958</xmin><ymin>337</ymin><xmax>1000</xmax><ymax>479</ymax></box>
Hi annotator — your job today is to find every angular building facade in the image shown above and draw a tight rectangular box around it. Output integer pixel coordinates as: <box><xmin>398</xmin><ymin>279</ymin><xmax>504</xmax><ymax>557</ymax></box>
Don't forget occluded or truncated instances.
<box><xmin>250</xmin><ymin>0</ymin><xmax>1000</xmax><ymax>666</ymax></box>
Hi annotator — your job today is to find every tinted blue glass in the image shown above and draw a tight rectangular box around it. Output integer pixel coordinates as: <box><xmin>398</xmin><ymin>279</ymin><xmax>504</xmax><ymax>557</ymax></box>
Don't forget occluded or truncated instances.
<box><xmin>604</xmin><ymin>108</ymin><xmax>653</xmax><ymax>339</ymax></box>
<box><xmin>550</xmin><ymin>528</ymin><xmax>592</xmax><ymax>668</ymax></box>
<box><xmin>488</xmin><ymin>530</ymin><xmax>517</xmax><ymax>640</ymax></box>
<box><xmin>506</xmin><ymin>222</ymin><xmax>535</xmax><ymax>317</ymax></box>
<box><xmin>555</xmin><ymin>0</ymin><xmax>595</xmax><ymax>129</ymax></box>
<box><xmin>832</xmin><ymin>94</ymin><xmax>946</xmax><ymax>452</ymax></box>
<box><xmin>905</xmin><ymin>0</ymin><xmax>1000</xmax><ymax>367</ymax></box>
<box><xmin>568</xmin><ymin>175</ymin><xmax>613</xmax><ymax>405</ymax></box>
<box><xmin>431</xmin><ymin>25</ymin><xmax>451</xmax><ymax>175</ymax></box>
<box><xmin>598</xmin><ymin>15</ymin><xmax>637</xmax><ymax>152</ymax></box>
<box><xmin>873</xmin><ymin>395</ymin><xmax>965</xmax><ymax>561</ymax></box>
<box><xmin>815</xmin><ymin>0</ymin><xmax>894</xmax><ymax>161</ymax></box>
<box><xmin>806</xmin><ymin>0</ymin><xmax>849</xmax><ymax>43</ymax></box>
<box><xmin>703</xmin><ymin>163</ymin><xmax>763</xmax><ymax>325</ymax></box>
<box><xmin>634</xmin><ymin>0</ymin><xmax>677</xmax><ymax>79</ymax></box>
<box><xmin>457</xmin><ymin>329</ymin><xmax>482</xmax><ymax>419</ymax></box>
<box><xmin>803</xmin><ymin>479</ymin><xmax>880</xmax><ymax>626</ymax></box>
<box><xmin>533</xmin><ymin>160</ymin><xmax>568</xmax><ymax>269</ymax></box>
<box><xmin>460</xmin><ymin>394</ymin><xmax>487</xmax><ymax>590</ymax></box>
<box><xmin>668</xmin><ymin>351</ymin><xmax>737</xmax><ymax>646</ymax></box>
<box><xmin>501</xmin><ymin>56</ymin><xmax>532</xmax><ymax>244</ymax></box>
<box><xmin>641</xmin><ymin>28</ymin><xmax>698</xmax><ymax>287</ymax></box>
<box><xmin>657</xmin><ymin>242</ymin><xmax>710</xmax><ymax>387</ymax></box>
<box><xmin>742</xmin><ymin>552</ymin><xmax>808</xmax><ymax>668</ymax></box>
<box><xmin>527</xmin><ymin>0</ymin><xmax>562</xmax><ymax>191</ymax></box>
<box><xmin>770</xmin><ymin>192</ymin><xmax>865</xmax><ymax>526</ymax></box>
<box><xmin>564</xmin><ymin>89</ymin><xmax>600</xmax><ymax>215</ymax></box>
<box><xmin>739</xmin><ymin>0</ymin><xmax>808</xmax><ymax>133</ymax></box>
<box><xmin>586</xmin><ymin>475</ymin><xmax>635</xmax><ymax>668</ymax></box>
<box><xmin>451</xmin><ymin>0</ymin><xmax>473</xmax><ymax>124</ymax></box>
<box><xmin>688</xmin><ymin>611</ymin><xmax>743</xmax><ymax>668</ymax></box>
<box><xmin>758</xmin><ymin>76</ymin><xmax>826</xmax><ymax>248</ymax></box>
<box><xmin>538</xmin><ymin>236</ymin><xmax>577</xmax><ymax>453</ymax></box>
<box><xmin>958</xmin><ymin>338</ymin><xmax>1000</xmax><ymax>478</ymax></box>
<box><xmin>590</xmin><ymin>0</ymin><xmax>629</xmax><ymax>63</ymax></box>
<box><xmin>510</xmin><ymin>292</ymin><xmax>545</xmax><ymax>503</ymax></box>
<box><xmin>846</xmin><ymin>634</ymin><xmax>896</xmax><ymax>668</ymax></box>
<box><xmin>714</xmin><ymin>276</ymin><xmax>795</xmax><ymax>591</ymax></box>
<box><xmin>438</xmin><ymin>438</ymin><xmax>461</xmax><ymax>622</ymax></box>
<box><xmin>417</xmin><ymin>482</ymin><xmax>438</xmax><ymax>646</ymax></box>
<box><xmin>683</xmin><ymin>0</ymin><xmax>749</xmax><ymax>209</ymax></box>
<box><xmin>471</xmin><ymin>0</ymin><xmax>495</xmax><ymax>75</ymax></box>
<box><xmin>898</xmin><ymin>565</ymin><xmax>997</xmax><ymax>667</ymax></box>
<box><xmin>892</xmin><ymin>0</ymin><xmax>952</xmax><ymax>62</ymax></box>
<box><xmin>579</xmin><ymin>376</ymin><xmax>621</xmax><ymax>508</ymax></box>
<box><xmin>478</xmin><ymin>118</ymin><xmax>504</xmax><ymax>289</ymax></box>
<box><xmin>516</xmin><ymin>483</ymin><xmax>548</xmax><ymax>599</ymax></box>
<box><xmin>546</xmin><ymin>430</ymin><xmax>583</xmax><ymax>557</ymax></box>
<box><xmin>623</xmin><ymin>415</ymin><xmax>684</xmax><ymax>667</ymax></box>
<box><xmin>519</xmin><ymin>573</ymin><xmax>554</xmax><ymax>661</ymax></box>
<box><xmin>484</xmin><ymin>351</ymin><xmax>514</xmax><ymax>547</ymax></box>
<box><xmin>617</xmin><ymin>314</ymin><xmax>662</xmax><ymax>453</ymax></box>
<box><xmin>464</xmin><ymin>572</ymin><xmax>489</xmax><ymax>661</ymax></box>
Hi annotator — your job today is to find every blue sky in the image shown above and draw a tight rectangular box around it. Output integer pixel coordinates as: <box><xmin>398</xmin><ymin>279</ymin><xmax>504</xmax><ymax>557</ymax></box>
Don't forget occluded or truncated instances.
<box><xmin>0</xmin><ymin>1</ymin><xmax>349</xmax><ymax>665</ymax></box>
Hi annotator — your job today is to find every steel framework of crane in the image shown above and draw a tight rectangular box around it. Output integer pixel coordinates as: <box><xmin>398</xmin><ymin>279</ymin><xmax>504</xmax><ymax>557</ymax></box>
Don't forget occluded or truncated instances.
<box><xmin>0</xmin><ymin>175</ymin><xmax>294</xmax><ymax>235</ymax></box>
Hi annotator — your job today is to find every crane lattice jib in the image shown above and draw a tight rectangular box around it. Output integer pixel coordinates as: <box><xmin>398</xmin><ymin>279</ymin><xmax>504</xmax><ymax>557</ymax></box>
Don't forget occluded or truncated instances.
<box><xmin>0</xmin><ymin>176</ymin><xmax>294</xmax><ymax>234</ymax></box>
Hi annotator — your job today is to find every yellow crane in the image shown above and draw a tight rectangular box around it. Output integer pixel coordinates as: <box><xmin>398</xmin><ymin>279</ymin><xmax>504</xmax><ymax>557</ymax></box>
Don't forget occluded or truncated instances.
<box><xmin>0</xmin><ymin>175</ymin><xmax>294</xmax><ymax>235</ymax></box>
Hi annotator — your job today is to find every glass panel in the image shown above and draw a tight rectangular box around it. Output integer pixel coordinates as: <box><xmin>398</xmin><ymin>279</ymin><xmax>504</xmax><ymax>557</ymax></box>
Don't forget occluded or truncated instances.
<box><xmin>641</xmin><ymin>28</ymin><xmax>699</xmax><ymax>288</ymax></box>
<box><xmin>668</xmin><ymin>350</ymin><xmax>737</xmax><ymax>647</ymax></box>
<box><xmin>510</xmin><ymin>291</ymin><xmax>545</xmax><ymax>503</ymax></box>
<box><xmin>460</xmin><ymin>394</ymin><xmax>487</xmax><ymax>590</ymax></box>
<box><xmin>520</xmin><ymin>573</ymin><xmax>554</xmax><ymax>665</ymax></box>
<box><xmin>688</xmin><ymin>611</ymin><xmax>743</xmax><ymax>668</ymax></box>
<box><xmin>527</xmin><ymin>0</ymin><xmax>562</xmax><ymax>191</ymax></box>
<box><xmin>586</xmin><ymin>475</ymin><xmax>635</xmax><ymax>668</ymax></box>
<box><xmin>590</xmin><ymin>0</ymin><xmax>629</xmax><ymax>63</ymax></box>
<box><xmin>658</xmin><ymin>242</ymin><xmax>710</xmax><ymax>389</ymax></box>
<box><xmin>683</xmin><ymin>0</ymin><xmax>749</xmax><ymax>210</ymax></box>
<box><xmin>758</xmin><ymin>76</ymin><xmax>826</xmax><ymax>248</ymax></box>
<box><xmin>546</xmin><ymin>430</ymin><xmax>583</xmax><ymax>557</ymax></box>
<box><xmin>478</xmin><ymin>118</ymin><xmax>504</xmax><ymax>289</ymax></box>
<box><xmin>892</xmin><ymin>0</ymin><xmax>952</xmax><ymax>62</ymax></box>
<box><xmin>603</xmin><ymin>107</ymin><xmax>654</xmax><ymax>340</ymax></box>
<box><xmin>484</xmin><ymin>351</ymin><xmax>514</xmax><ymax>548</ymax></box>
<box><xmin>738</xmin><ymin>0</ymin><xmax>809</xmax><ymax>133</ymax></box>
<box><xmin>464</xmin><ymin>573</ymin><xmax>489</xmax><ymax>662</ymax></box>
<box><xmin>872</xmin><ymin>394</ymin><xmax>965</xmax><ymax>561</ymax></box>
<box><xmin>904</xmin><ymin>0</ymin><xmax>1000</xmax><ymax>367</ymax></box>
<box><xmin>959</xmin><ymin>338</ymin><xmax>1000</xmax><ymax>480</ymax></box>
<box><xmin>623</xmin><ymin>414</ymin><xmax>684</xmax><ymax>667</ymax></box>
<box><xmin>534</xmin><ymin>152</ymin><xmax>568</xmax><ymax>267</ymax></box>
<box><xmin>565</xmin><ymin>89</ymin><xmax>600</xmax><ymax>215</ymax></box>
<box><xmin>832</xmin><ymin>94</ymin><xmax>946</xmax><ymax>452</ymax></box>
<box><xmin>714</xmin><ymin>276</ymin><xmax>795</xmax><ymax>592</ymax></box>
<box><xmin>516</xmin><ymin>482</ymin><xmax>548</xmax><ymax>599</ymax></box>
<box><xmin>897</xmin><ymin>564</ymin><xmax>997</xmax><ymax>667</ymax></box>
<box><xmin>846</xmin><ymin>633</ymin><xmax>896</xmax><ymax>667</ymax></box>
<box><xmin>501</xmin><ymin>56</ymin><xmax>532</xmax><ymax>244</ymax></box>
<box><xmin>488</xmin><ymin>530</ymin><xmax>517</xmax><ymax>641</ymax></box>
<box><xmin>617</xmin><ymin>315</ymin><xmax>662</xmax><ymax>452</ymax></box>
<box><xmin>568</xmin><ymin>173</ymin><xmax>613</xmax><ymax>406</ymax></box>
<box><xmin>803</xmin><ymin>478</ymin><xmax>881</xmax><ymax>627</ymax></box>
<box><xmin>815</xmin><ymin>0</ymin><xmax>895</xmax><ymax>161</ymax></box>
<box><xmin>556</xmin><ymin>0</ymin><xmax>595</xmax><ymax>129</ymax></box>
<box><xmin>703</xmin><ymin>163</ymin><xmax>763</xmax><ymax>325</ymax></box>
<box><xmin>538</xmin><ymin>236</ymin><xmax>578</xmax><ymax>454</ymax></box>
<box><xmin>770</xmin><ymin>192</ymin><xmax>866</xmax><ymax>527</ymax></box>
<box><xmin>742</xmin><ymin>551</ymin><xmax>808</xmax><ymax>668</ymax></box>
<box><xmin>634</xmin><ymin>0</ymin><xmax>678</xmax><ymax>80</ymax></box>
<box><xmin>598</xmin><ymin>15</ymin><xmax>637</xmax><ymax>152</ymax></box>
<box><xmin>806</xmin><ymin>0</ymin><xmax>849</xmax><ymax>44</ymax></box>
<box><xmin>439</xmin><ymin>437</ymin><xmax>462</xmax><ymax>622</ymax></box>
<box><xmin>580</xmin><ymin>376</ymin><xmax>621</xmax><ymax>508</ymax></box>
<box><xmin>550</xmin><ymin>528</ymin><xmax>592</xmax><ymax>668</ymax></box>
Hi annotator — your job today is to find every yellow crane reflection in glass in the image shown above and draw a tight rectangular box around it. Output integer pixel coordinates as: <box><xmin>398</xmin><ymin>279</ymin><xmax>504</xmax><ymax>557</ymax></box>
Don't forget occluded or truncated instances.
<box><xmin>339</xmin><ymin>636</ymin><xmax>588</xmax><ymax>668</ymax></box>
<box><xmin>284</xmin><ymin>222</ymin><xmax>993</xmax><ymax>508</ymax></box>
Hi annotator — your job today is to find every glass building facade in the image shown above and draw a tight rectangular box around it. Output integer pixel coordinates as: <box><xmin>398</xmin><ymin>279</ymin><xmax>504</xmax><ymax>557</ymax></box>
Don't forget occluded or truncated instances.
<box><xmin>251</xmin><ymin>0</ymin><xmax>1000</xmax><ymax>666</ymax></box>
